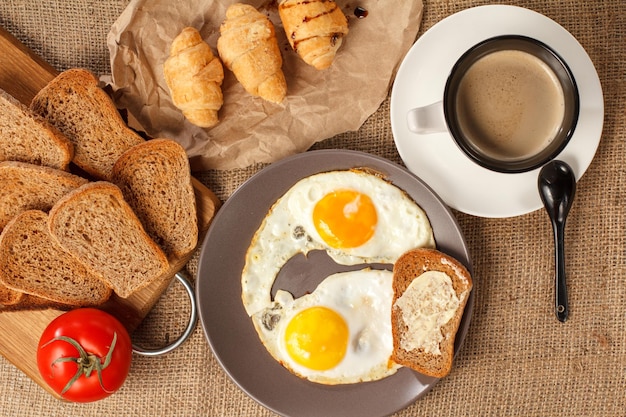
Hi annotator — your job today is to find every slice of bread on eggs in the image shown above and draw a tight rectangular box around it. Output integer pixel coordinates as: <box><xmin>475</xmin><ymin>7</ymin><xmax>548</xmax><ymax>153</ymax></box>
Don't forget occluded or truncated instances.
<box><xmin>391</xmin><ymin>248</ymin><xmax>472</xmax><ymax>378</ymax></box>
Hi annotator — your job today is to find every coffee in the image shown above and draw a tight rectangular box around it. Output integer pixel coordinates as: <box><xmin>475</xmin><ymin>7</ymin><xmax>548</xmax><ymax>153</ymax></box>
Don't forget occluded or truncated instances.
<box><xmin>454</xmin><ymin>49</ymin><xmax>565</xmax><ymax>161</ymax></box>
<box><xmin>407</xmin><ymin>35</ymin><xmax>579</xmax><ymax>173</ymax></box>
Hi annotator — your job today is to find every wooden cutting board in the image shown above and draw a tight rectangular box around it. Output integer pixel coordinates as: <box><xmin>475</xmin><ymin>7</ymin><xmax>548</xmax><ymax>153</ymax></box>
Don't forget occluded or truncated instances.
<box><xmin>0</xmin><ymin>26</ymin><xmax>221</xmax><ymax>397</ymax></box>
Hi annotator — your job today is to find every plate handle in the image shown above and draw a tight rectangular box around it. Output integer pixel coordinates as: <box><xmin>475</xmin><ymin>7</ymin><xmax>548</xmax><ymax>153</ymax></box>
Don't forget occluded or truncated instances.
<box><xmin>131</xmin><ymin>271</ymin><xmax>198</xmax><ymax>356</ymax></box>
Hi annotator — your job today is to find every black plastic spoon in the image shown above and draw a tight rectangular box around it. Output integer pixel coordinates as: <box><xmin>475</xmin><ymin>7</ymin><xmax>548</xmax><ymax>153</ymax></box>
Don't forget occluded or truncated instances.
<box><xmin>538</xmin><ymin>160</ymin><xmax>576</xmax><ymax>322</ymax></box>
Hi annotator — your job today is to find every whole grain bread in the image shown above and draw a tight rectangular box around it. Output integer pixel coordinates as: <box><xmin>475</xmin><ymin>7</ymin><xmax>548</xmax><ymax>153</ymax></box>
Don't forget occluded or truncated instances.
<box><xmin>0</xmin><ymin>284</ymin><xmax>24</xmax><ymax>306</ymax></box>
<box><xmin>0</xmin><ymin>210</ymin><xmax>112</xmax><ymax>306</ymax></box>
<box><xmin>391</xmin><ymin>248</ymin><xmax>472</xmax><ymax>378</ymax></box>
<box><xmin>0</xmin><ymin>89</ymin><xmax>73</xmax><ymax>170</ymax></box>
<box><xmin>111</xmin><ymin>138</ymin><xmax>198</xmax><ymax>259</ymax></box>
<box><xmin>30</xmin><ymin>69</ymin><xmax>144</xmax><ymax>180</ymax></box>
<box><xmin>0</xmin><ymin>294</ymin><xmax>74</xmax><ymax>312</ymax></box>
<box><xmin>0</xmin><ymin>161</ymin><xmax>88</xmax><ymax>232</ymax></box>
<box><xmin>48</xmin><ymin>181</ymin><xmax>169</xmax><ymax>298</ymax></box>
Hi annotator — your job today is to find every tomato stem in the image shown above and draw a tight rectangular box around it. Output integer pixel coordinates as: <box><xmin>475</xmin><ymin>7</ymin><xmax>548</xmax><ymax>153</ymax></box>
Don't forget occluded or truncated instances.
<box><xmin>42</xmin><ymin>332</ymin><xmax>118</xmax><ymax>396</ymax></box>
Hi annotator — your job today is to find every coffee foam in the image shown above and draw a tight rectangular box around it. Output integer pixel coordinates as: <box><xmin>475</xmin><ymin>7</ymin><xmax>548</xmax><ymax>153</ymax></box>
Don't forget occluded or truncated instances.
<box><xmin>455</xmin><ymin>49</ymin><xmax>565</xmax><ymax>161</ymax></box>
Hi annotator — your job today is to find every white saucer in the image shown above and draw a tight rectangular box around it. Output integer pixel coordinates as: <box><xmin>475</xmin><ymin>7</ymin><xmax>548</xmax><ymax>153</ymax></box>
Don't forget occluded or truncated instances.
<box><xmin>390</xmin><ymin>5</ymin><xmax>604</xmax><ymax>218</ymax></box>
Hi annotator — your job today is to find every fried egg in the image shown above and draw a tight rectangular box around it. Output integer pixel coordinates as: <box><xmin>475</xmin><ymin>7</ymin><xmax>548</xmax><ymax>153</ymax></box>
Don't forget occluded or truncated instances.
<box><xmin>242</xmin><ymin>169</ymin><xmax>435</xmax><ymax>317</ymax></box>
<box><xmin>251</xmin><ymin>269</ymin><xmax>401</xmax><ymax>384</ymax></box>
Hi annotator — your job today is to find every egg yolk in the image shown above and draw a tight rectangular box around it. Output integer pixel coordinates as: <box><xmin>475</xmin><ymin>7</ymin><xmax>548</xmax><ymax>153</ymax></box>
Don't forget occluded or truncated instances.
<box><xmin>284</xmin><ymin>306</ymin><xmax>349</xmax><ymax>371</ymax></box>
<box><xmin>312</xmin><ymin>190</ymin><xmax>377</xmax><ymax>249</ymax></box>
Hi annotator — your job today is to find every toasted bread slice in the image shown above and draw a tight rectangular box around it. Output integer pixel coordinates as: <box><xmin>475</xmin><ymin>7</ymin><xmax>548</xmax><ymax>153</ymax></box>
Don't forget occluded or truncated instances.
<box><xmin>111</xmin><ymin>139</ymin><xmax>198</xmax><ymax>259</ymax></box>
<box><xmin>0</xmin><ymin>161</ymin><xmax>88</xmax><ymax>231</ymax></box>
<box><xmin>30</xmin><ymin>69</ymin><xmax>144</xmax><ymax>180</ymax></box>
<box><xmin>0</xmin><ymin>89</ymin><xmax>73</xmax><ymax>170</ymax></box>
<box><xmin>391</xmin><ymin>248</ymin><xmax>472</xmax><ymax>378</ymax></box>
<box><xmin>48</xmin><ymin>181</ymin><xmax>169</xmax><ymax>298</ymax></box>
<box><xmin>0</xmin><ymin>210</ymin><xmax>112</xmax><ymax>306</ymax></box>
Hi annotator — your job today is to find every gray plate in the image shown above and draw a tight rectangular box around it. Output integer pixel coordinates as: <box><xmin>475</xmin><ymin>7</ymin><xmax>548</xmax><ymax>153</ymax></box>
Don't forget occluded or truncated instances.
<box><xmin>196</xmin><ymin>150</ymin><xmax>475</xmax><ymax>417</ymax></box>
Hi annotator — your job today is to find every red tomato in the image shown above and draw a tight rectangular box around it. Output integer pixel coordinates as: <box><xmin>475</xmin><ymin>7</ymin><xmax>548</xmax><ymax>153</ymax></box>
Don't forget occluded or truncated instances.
<box><xmin>37</xmin><ymin>308</ymin><xmax>133</xmax><ymax>402</ymax></box>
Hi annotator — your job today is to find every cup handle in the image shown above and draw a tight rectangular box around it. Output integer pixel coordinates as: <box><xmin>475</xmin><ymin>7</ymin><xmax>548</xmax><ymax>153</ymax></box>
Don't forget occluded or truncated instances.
<box><xmin>407</xmin><ymin>101</ymin><xmax>447</xmax><ymax>134</ymax></box>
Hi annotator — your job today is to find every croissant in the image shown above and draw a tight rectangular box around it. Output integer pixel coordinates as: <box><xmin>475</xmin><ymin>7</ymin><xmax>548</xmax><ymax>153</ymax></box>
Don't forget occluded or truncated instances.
<box><xmin>163</xmin><ymin>27</ymin><xmax>224</xmax><ymax>128</ymax></box>
<box><xmin>278</xmin><ymin>0</ymin><xmax>349</xmax><ymax>70</ymax></box>
<box><xmin>217</xmin><ymin>3</ymin><xmax>287</xmax><ymax>103</ymax></box>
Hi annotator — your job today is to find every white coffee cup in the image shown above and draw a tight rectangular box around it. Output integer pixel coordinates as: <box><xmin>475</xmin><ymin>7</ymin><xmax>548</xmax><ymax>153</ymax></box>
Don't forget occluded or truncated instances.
<box><xmin>407</xmin><ymin>35</ymin><xmax>579</xmax><ymax>173</ymax></box>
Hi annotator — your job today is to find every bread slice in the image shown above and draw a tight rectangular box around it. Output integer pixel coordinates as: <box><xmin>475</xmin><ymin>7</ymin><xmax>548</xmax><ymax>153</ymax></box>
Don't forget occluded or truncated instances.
<box><xmin>0</xmin><ymin>210</ymin><xmax>112</xmax><ymax>306</ymax></box>
<box><xmin>30</xmin><ymin>68</ymin><xmax>144</xmax><ymax>180</ymax></box>
<box><xmin>48</xmin><ymin>181</ymin><xmax>169</xmax><ymax>298</ymax></box>
<box><xmin>0</xmin><ymin>284</ymin><xmax>24</xmax><ymax>306</ymax></box>
<box><xmin>0</xmin><ymin>294</ymin><xmax>73</xmax><ymax>312</ymax></box>
<box><xmin>0</xmin><ymin>89</ymin><xmax>73</xmax><ymax>170</ymax></box>
<box><xmin>0</xmin><ymin>161</ymin><xmax>88</xmax><ymax>231</ymax></box>
<box><xmin>391</xmin><ymin>248</ymin><xmax>472</xmax><ymax>378</ymax></box>
<box><xmin>111</xmin><ymin>139</ymin><xmax>198</xmax><ymax>259</ymax></box>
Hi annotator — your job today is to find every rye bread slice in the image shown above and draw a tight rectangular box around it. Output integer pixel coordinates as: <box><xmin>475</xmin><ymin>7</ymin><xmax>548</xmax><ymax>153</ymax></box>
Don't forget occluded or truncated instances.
<box><xmin>0</xmin><ymin>284</ymin><xmax>24</xmax><ymax>306</ymax></box>
<box><xmin>48</xmin><ymin>181</ymin><xmax>169</xmax><ymax>298</ymax></box>
<box><xmin>0</xmin><ymin>294</ymin><xmax>74</xmax><ymax>312</ymax></box>
<box><xmin>0</xmin><ymin>161</ymin><xmax>88</xmax><ymax>232</ymax></box>
<box><xmin>30</xmin><ymin>69</ymin><xmax>144</xmax><ymax>180</ymax></box>
<box><xmin>391</xmin><ymin>248</ymin><xmax>472</xmax><ymax>378</ymax></box>
<box><xmin>0</xmin><ymin>210</ymin><xmax>112</xmax><ymax>306</ymax></box>
<box><xmin>0</xmin><ymin>89</ymin><xmax>74</xmax><ymax>170</ymax></box>
<box><xmin>111</xmin><ymin>139</ymin><xmax>198</xmax><ymax>259</ymax></box>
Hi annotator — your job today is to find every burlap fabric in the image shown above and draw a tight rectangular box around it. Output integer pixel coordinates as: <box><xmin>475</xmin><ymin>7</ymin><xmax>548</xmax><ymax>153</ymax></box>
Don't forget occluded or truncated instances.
<box><xmin>0</xmin><ymin>1</ymin><xmax>624</xmax><ymax>416</ymax></box>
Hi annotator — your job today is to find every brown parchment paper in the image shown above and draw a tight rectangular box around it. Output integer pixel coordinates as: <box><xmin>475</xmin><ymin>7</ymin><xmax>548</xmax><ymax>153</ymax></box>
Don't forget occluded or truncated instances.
<box><xmin>106</xmin><ymin>0</ymin><xmax>424</xmax><ymax>170</ymax></box>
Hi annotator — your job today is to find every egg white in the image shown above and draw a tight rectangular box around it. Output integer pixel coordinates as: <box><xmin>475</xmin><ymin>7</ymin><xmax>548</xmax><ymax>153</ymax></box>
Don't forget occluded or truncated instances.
<box><xmin>251</xmin><ymin>269</ymin><xmax>401</xmax><ymax>384</ymax></box>
<box><xmin>242</xmin><ymin>170</ymin><xmax>435</xmax><ymax>317</ymax></box>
